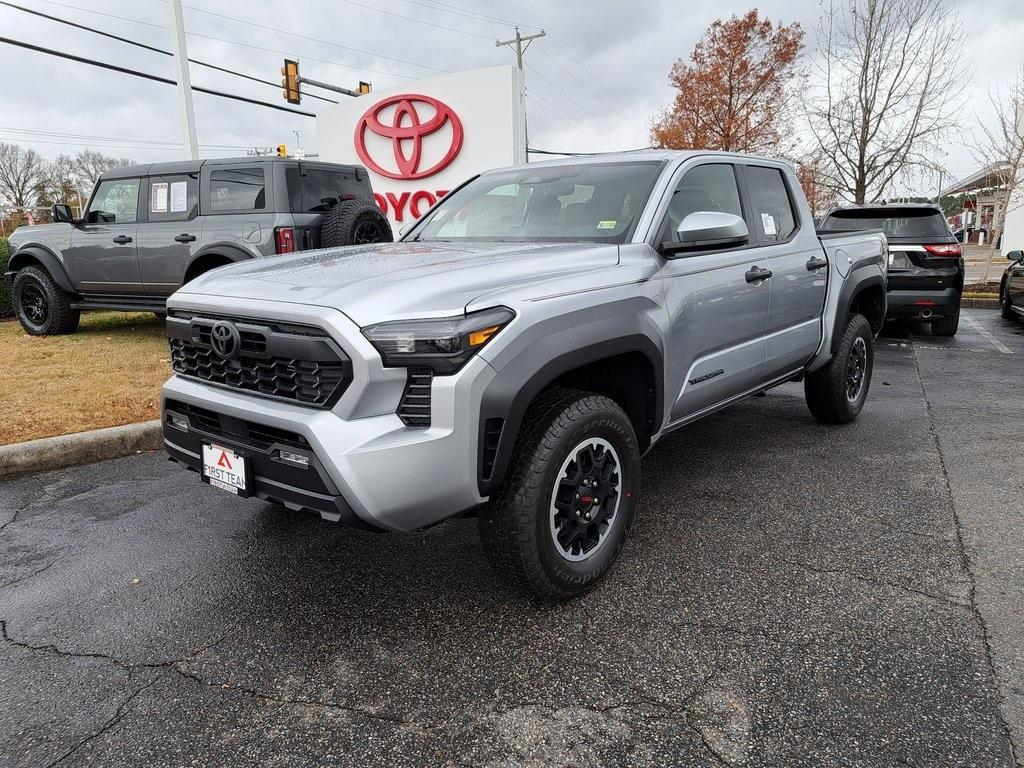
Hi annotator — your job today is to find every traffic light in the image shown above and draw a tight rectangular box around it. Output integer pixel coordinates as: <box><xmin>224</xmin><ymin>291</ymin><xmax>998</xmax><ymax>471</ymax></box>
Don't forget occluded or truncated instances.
<box><xmin>281</xmin><ymin>59</ymin><xmax>300</xmax><ymax>104</ymax></box>
<box><xmin>276</xmin><ymin>144</ymin><xmax>288</xmax><ymax>157</ymax></box>
<box><xmin>358</xmin><ymin>81</ymin><xmax>371</xmax><ymax>95</ymax></box>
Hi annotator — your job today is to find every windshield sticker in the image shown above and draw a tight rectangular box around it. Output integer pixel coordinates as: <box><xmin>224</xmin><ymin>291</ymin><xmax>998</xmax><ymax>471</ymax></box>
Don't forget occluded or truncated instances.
<box><xmin>169</xmin><ymin>181</ymin><xmax>188</xmax><ymax>213</ymax></box>
<box><xmin>597</xmin><ymin>220</ymin><xmax>617</xmax><ymax>230</ymax></box>
<box><xmin>761</xmin><ymin>212</ymin><xmax>777</xmax><ymax>236</ymax></box>
<box><xmin>150</xmin><ymin>182</ymin><xmax>168</xmax><ymax>213</ymax></box>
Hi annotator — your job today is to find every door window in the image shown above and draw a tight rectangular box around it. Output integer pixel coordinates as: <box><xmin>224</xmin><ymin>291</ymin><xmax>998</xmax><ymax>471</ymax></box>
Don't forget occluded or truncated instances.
<box><xmin>86</xmin><ymin>178</ymin><xmax>140</xmax><ymax>224</ymax></box>
<box><xmin>747</xmin><ymin>166</ymin><xmax>797</xmax><ymax>242</ymax></box>
<box><xmin>147</xmin><ymin>174</ymin><xmax>198</xmax><ymax>222</ymax></box>
<box><xmin>210</xmin><ymin>168</ymin><xmax>266</xmax><ymax>211</ymax></box>
<box><xmin>660</xmin><ymin>164</ymin><xmax>742</xmax><ymax>243</ymax></box>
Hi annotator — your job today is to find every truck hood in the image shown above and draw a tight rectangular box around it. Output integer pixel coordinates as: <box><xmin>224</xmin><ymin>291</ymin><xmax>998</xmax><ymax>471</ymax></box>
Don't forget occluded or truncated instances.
<box><xmin>176</xmin><ymin>241</ymin><xmax>620</xmax><ymax>326</ymax></box>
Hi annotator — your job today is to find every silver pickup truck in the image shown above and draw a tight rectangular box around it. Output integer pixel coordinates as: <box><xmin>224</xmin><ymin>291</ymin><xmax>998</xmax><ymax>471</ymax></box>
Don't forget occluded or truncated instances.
<box><xmin>160</xmin><ymin>150</ymin><xmax>887</xmax><ymax>598</ymax></box>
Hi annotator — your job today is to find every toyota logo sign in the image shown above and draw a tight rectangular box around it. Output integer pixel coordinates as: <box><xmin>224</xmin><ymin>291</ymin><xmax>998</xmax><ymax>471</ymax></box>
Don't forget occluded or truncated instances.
<box><xmin>354</xmin><ymin>94</ymin><xmax>464</xmax><ymax>181</ymax></box>
<box><xmin>209</xmin><ymin>321</ymin><xmax>241</xmax><ymax>359</ymax></box>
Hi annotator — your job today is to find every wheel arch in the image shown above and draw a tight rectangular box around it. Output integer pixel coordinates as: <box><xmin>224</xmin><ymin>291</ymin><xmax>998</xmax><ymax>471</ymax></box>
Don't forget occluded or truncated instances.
<box><xmin>831</xmin><ymin>269</ymin><xmax>886</xmax><ymax>354</ymax></box>
<box><xmin>183</xmin><ymin>245</ymin><xmax>253</xmax><ymax>284</ymax></box>
<box><xmin>477</xmin><ymin>333</ymin><xmax>664</xmax><ymax>497</ymax></box>
<box><xmin>7</xmin><ymin>245</ymin><xmax>75</xmax><ymax>292</ymax></box>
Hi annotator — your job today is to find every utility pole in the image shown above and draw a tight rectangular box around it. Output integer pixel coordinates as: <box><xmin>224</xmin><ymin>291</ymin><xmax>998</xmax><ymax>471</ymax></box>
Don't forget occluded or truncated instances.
<box><xmin>168</xmin><ymin>0</ymin><xmax>199</xmax><ymax>160</ymax></box>
<box><xmin>496</xmin><ymin>27</ymin><xmax>545</xmax><ymax>163</ymax></box>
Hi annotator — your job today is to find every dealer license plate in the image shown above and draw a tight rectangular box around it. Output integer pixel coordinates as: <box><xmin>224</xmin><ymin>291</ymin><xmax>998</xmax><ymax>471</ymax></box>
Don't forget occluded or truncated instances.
<box><xmin>202</xmin><ymin>444</ymin><xmax>248</xmax><ymax>495</ymax></box>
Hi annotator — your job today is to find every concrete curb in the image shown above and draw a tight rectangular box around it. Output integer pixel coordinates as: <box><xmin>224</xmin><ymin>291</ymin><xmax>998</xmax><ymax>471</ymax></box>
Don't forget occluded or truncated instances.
<box><xmin>961</xmin><ymin>297</ymin><xmax>1000</xmax><ymax>309</ymax></box>
<box><xmin>0</xmin><ymin>420</ymin><xmax>162</xmax><ymax>480</ymax></box>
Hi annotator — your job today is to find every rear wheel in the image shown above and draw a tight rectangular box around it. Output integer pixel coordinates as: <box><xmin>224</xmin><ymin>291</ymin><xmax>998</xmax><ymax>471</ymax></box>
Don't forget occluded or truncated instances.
<box><xmin>931</xmin><ymin>303</ymin><xmax>960</xmax><ymax>336</ymax></box>
<box><xmin>804</xmin><ymin>313</ymin><xmax>873</xmax><ymax>424</ymax></box>
<box><xmin>478</xmin><ymin>389</ymin><xmax>640</xmax><ymax>599</ymax></box>
<box><xmin>1001</xmin><ymin>282</ymin><xmax>1015</xmax><ymax>320</ymax></box>
<box><xmin>13</xmin><ymin>266</ymin><xmax>79</xmax><ymax>336</ymax></box>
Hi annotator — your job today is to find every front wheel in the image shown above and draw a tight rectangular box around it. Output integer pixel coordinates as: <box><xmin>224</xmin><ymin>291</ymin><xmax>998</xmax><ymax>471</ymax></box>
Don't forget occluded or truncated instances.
<box><xmin>478</xmin><ymin>389</ymin><xmax>640</xmax><ymax>599</ymax></box>
<box><xmin>804</xmin><ymin>313</ymin><xmax>874</xmax><ymax>424</ymax></box>
<box><xmin>13</xmin><ymin>266</ymin><xmax>80</xmax><ymax>336</ymax></box>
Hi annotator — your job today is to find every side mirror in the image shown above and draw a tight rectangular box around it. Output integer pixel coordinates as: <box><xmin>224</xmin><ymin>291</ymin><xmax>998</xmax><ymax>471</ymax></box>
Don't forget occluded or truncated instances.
<box><xmin>1007</xmin><ymin>250</ymin><xmax>1023</xmax><ymax>262</ymax></box>
<box><xmin>662</xmin><ymin>211</ymin><xmax>748</xmax><ymax>256</ymax></box>
<box><xmin>52</xmin><ymin>203</ymin><xmax>75</xmax><ymax>225</ymax></box>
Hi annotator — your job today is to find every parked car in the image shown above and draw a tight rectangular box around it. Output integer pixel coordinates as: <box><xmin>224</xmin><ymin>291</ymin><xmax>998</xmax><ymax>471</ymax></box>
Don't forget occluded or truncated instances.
<box><xmin>160</xmin><ymin>150</ymin><xmax>887</xmax><ymax>598</ymax></box>
<box><xmin>1000</xmin><ymin>249</ymin><xmax>1024</xmax><ymax>321</ymax></box>
<box><xmin>4</xmin><ymin>157</ymin><xmax>391</xmax><ymax>336</ymax></box>
<box><xmin>818</xmin><ymin>203</ymin><xmax>963</xmax><ymax>336</ymax></box>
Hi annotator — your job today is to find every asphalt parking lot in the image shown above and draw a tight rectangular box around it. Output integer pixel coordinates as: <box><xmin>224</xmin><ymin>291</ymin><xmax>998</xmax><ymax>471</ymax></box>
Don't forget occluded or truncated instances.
<box><xmin>1</xmin><ymin>309</ymin><xmax>1022</xmax><ymax>767</ymax></box>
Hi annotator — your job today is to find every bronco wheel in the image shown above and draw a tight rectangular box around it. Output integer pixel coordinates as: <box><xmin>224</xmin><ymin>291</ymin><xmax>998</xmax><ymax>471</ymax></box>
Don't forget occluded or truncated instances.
<box><xmin>13</xmin><ymin>266</ymin><xmax>80</xmax><ymax>336</ymax></box>
<box><xmin>804</xmin><ymin>312</ymin><xmax>873</xmax><ymax>424</ymax></box>
<box><xmin>320</xmin><ymin>200</ymin><xmax>392</xmax><ymax>248</ymax></box>
<box><xmin>479</xmin><ymin>389</ymin><xmax>640</xmax><ymax>599</ymax></box>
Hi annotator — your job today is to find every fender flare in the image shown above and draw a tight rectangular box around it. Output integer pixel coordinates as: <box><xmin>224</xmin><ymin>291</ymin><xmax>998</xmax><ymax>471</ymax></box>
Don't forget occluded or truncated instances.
<box><xmin>7</xmin><ymin>245</ymin><xmax>75</xmax><ymax>292</ymax></box>
<box><xmin>477</xmin><ymin>331</ymin><xmax>664</xmax><ymax>496</ymax></box>
<box><xmin>831</xmin><ymin>267</ymin><xmax>886</xmax><ymax>355</ymax></box>
<box><xmin>183</xmin><ymin>243</ymin><xmax>256</xmax><ymax>281</ymax></box>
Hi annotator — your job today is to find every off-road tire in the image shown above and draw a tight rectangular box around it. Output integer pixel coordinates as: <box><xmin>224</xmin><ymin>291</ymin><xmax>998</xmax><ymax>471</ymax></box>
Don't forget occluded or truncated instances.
<box><xmin>804</xmin><ymin>312</ymin><xmax>873</xmax><ymax>424</ymax></box>
<box><xmin>1001</xmin><ymin>282</ymin><xmax>1015</xmax><ymax>320</ymax></box>
<box><xmin>13</xmin><ymin>266</ymin><xmax>80</xmax><ymax>336</ymax></box>
<box><xmin>931</xmin><ymin>303</ymin><xmax>960</xmax><ymax>336</ymax></box>
<box><xmin>478</xmin><ymin>388</ymin><xmax>641</xmax><ymax>599</ymax></box>
<box><xmin>320</xmin><ymin>200</ymin><xmax>392</xmax><ymax>248</ymax></box>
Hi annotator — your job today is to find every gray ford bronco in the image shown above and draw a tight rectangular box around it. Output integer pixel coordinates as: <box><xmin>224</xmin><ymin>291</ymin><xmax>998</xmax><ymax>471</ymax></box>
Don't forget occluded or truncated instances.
<box><xmin>5</xmin><ymin>156</ymin><xmax>390</xmax><ymax>336</ymax></box>
<box><xmin>160</xmin><ymin>150</ymin><xmax>887</xmax><ymax>598</ymax></box>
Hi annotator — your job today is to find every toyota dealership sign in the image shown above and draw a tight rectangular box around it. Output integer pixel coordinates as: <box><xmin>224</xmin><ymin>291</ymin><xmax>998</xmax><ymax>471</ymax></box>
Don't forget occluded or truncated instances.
<box><xmin>317</xmin><ymin>66</ymin><xmax>526</xmax><ymax>225</ymax></box>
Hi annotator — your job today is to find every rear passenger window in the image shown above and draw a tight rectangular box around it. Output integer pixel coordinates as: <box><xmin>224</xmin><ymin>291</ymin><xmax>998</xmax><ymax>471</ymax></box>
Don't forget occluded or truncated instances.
<box><xmin>147</xmin><ymin>174</ymin><xmax>198</xmax><ymax>221</ymax></box>
<box><xmin>747</xmin><ymin>166</ymin><xmax>797</xmax><ymax>242</ymax></box>
<box><xmin>286</xmin><ymin>167</ymin><xmax>366</xmax><ymax>212</ymax></box>
<box><xmin>210</xmin><ymin>168</ymin><xmax>266</xmax><ymax>211</ymax></box>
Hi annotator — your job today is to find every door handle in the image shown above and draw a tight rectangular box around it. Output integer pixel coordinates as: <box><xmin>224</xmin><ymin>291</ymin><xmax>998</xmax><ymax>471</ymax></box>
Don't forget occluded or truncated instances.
<box><xmin>174</xmin><ymin>233</ymin><xmax>197</xmax><ymax>243</ymax></box>
<box><xmin>806</xmin><ymin>255</ymin><xmax>828</xmax><ymax>271</ymax></box>
<box><xmin>112</xmin><ymin>235</ymin><xmax>133</xmax><ymax>244</ymax></box>
<box><xmin>745</xmin><ymin>266</ymin><xmax>772</xmax><ymax>283</ymax></box>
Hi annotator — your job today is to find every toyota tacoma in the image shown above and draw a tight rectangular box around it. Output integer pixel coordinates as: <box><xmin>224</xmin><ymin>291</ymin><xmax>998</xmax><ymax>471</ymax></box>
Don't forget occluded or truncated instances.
<box><xmin>161</xmin><ymin>150</ymin><xmax>887</xmax><ymax>598</ymax></box>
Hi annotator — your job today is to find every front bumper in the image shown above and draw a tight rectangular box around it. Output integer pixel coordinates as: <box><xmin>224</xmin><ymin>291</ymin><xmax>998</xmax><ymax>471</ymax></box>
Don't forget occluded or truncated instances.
<box><xmin>160</xmin><ymin>296</ymin><xmax>495</xmax><ymax>532</ymax></box>
<box><xmin>886</xmin><ymin>287</ymin><xmax>961</xmax><ymax>320</ymax></box>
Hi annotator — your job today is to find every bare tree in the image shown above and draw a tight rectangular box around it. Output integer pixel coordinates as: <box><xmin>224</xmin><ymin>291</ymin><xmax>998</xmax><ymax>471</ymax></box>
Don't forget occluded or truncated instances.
<box><xmin>973</xmin><ymin>67</ymin><xmax>1024</xmax><ymax>284</ymax></box>
<box><xmin>72</xmin><ymin>149</ymin><xmax>134</xmax><ymax>189</ymax></box>
<box><xmin>0</xmin><ymin>142</ymin><xmax>45</xmax><ymax>209</ymax></box>
<box><xmin>807</xmin><ymin>0</ymin><xmax>966</xmax><ymax>204</ymax></box>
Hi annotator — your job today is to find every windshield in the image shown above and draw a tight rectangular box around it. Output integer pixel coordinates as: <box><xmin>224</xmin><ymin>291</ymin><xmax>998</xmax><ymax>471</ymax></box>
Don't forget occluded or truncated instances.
<box><xmin>410</xmin><ymin>161</ymin><xmax>663</xmax><ymax>243</ymax></box>
<box><xmin>820</xmin><ymin>208</ymin><xmax>950</xmax><ymax>238</ymax></box>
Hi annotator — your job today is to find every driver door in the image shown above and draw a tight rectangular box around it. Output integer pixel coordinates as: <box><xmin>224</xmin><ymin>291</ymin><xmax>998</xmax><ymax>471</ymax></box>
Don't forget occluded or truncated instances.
<box><xmin>654</xmin><ymin>162</ymin><xmax>771</xmax><ymax>422</ymax></box>
<box><xmin>65</xmin><ymin>177</ymin><xmax>143</xmax><ymax>294</ymax></box>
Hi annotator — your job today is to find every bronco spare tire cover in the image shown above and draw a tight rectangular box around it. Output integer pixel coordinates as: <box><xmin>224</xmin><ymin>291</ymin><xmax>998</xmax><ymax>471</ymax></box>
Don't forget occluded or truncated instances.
<box><xmin>320</xmin><ymin>200</ymin><xmax>393</xmax><ymax>247</ymax></box>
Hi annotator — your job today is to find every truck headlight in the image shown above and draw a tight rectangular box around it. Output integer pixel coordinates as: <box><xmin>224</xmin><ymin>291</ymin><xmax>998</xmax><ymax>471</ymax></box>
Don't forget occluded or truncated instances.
<box><xmin>362</xmin><ymin>307</ymin><xmax>515</xmax><ymax>375</ymax></box>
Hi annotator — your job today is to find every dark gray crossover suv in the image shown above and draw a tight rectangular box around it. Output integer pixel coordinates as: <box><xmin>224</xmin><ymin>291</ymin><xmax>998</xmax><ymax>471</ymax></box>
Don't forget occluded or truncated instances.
<box><xmin>5</xmin><ymin>156</ymin><xmax>390</xmax><ymax>335</ymax></box>
<box><xmin>819</xmin><ymin>204</ymin><xmax>964</xmax><ymax>336</ymax></box>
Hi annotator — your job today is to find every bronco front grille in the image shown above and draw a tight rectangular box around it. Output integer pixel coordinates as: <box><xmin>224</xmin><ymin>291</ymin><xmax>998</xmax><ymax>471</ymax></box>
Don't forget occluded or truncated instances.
<box><xmin>167</xmin><ymin>314</ymin><xmax>352</xmax><ymax>408</ymax></box>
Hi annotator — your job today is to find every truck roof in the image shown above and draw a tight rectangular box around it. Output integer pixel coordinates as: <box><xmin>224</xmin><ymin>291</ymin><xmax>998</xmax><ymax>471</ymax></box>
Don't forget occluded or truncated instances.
<box><xmin>507</xmin><ymin>148</ymin><xmax>796</xmax><ymax>170</ymax></box>
<box><xmin>100</xmin><ymin>156</ymin><xmax>365</xmax><ymax>181</ymax></box>
<box><xmin>825</xmin><ymin>202</ymin><xmax>943</xmax><ymax>214</ymax></box>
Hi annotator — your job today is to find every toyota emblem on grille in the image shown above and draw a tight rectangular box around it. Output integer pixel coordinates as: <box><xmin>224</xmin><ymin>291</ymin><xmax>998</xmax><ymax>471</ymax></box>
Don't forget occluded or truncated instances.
<box><xmin>210</xmin><ymin>321</ymin><xmax>241</xmax><ymax>359</ymax></box>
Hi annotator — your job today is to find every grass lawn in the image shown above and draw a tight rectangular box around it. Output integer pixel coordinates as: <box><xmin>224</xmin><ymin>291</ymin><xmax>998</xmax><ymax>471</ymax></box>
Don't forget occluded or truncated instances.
<box><xmin>0</xmin><ymin>312</ymin><xmax>170</xmax><ymax>445</ymax></box>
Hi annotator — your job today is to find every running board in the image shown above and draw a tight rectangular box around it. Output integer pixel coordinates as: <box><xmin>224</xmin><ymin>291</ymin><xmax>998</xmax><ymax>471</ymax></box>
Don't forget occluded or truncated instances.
<box><xmin>70</xmin><ymin>297</ymin><xmax>167</xmax><ymax>313</ymax></box>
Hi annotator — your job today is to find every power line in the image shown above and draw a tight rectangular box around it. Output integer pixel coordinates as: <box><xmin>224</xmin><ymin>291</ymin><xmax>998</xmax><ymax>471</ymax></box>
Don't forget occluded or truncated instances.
<box><xmin>390</xmin><ymin>0</ymin><xmax>537</xmax><ymax>31</ymax></box>
<box><xmin>0</xmin><ymin>36</ymin><xmax>317</xmax><ymax>117</ymax></box>
<box><xmin>334</xmin><ymin>0</ymin><xmax>493</xmax><ymax>39</ymax></box>
<box><xmin>19</xmin><ymin>0</ymin><xmax>428</xmax><ymax>80</ymax></box>
<box><xmin>524</xmin><ymin>89</ymin><xmax>621</xmax><ymax>151</ymax></box>
<box><xmin>544</xmin><ymin>35</ymin><xmax>640</xmax><ymax>125</ymax></box>
<box><xmin>0</xmin><ymin>0</ymin><xmax>338</xmax><ymax>104</ymax></box>
<box><xmin>178</xmin><ymin>2</ymin><xmax>448</xmax><ymax>73</ymax></box>
<box><xmin>0</xmin><ymin>126</ymin><xmax>249</xmax><ymax>149</ymax></box>
<box><xmin>525</xmin><ymin>66</ymin><xmax>636</xmax><ymax>147</ymax></box>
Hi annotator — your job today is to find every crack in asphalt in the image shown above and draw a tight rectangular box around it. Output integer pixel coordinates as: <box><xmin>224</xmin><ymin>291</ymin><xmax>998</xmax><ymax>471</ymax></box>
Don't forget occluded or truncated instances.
<box><xmin>42</xmin><ymin>677</ymin><xmax>158</xmax><ymax>768</ymax></box>
<box><xmin>0</xmin><ymin>559</ymin><xmax>57</xmax><ymax>590</ymax></box>
<box><xmin>911</xmin><ymin>344</ymin><xmax>1021</xmax><ymax>768</ymax></box>
<box><xmin>773</xmin><ymin>555</ymin><xmax>971</xmax><ymax>612</ymax></box>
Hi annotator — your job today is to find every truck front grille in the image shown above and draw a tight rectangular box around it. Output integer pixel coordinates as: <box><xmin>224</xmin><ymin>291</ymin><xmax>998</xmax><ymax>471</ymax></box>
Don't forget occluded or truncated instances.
<box><xmin>167</xmin><ymin>313</ymin><xmax>352</xmax><ymax>408</ymax></box>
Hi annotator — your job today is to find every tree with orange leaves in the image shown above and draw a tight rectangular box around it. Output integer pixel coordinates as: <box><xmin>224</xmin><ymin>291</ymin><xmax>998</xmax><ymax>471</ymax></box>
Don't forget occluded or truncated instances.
<box><xmin>652</xmin><ymin>10</ymin><xmax>804</xmax><ymax>155</ymax></box>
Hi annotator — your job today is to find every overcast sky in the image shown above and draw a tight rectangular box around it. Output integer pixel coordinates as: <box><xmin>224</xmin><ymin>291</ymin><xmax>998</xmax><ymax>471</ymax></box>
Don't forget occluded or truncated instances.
<box><xmin>2</xmin><ymin>0</ymin><xmax>1022</xmax><ymax>193</ymax></box>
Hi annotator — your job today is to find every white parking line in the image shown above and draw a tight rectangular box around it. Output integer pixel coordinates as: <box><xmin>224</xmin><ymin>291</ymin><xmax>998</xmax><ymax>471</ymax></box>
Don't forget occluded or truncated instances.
<box><xmin>962</xmin><ymin>313</ymin><xmax>1013</xmax><ymax>354</ymax></box>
